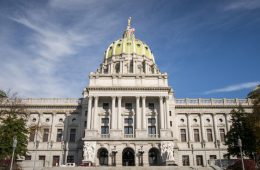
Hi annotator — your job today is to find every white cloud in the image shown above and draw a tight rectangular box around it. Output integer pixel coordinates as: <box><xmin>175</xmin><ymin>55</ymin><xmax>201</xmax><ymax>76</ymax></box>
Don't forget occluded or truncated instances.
<box><xmin>224</xmin><ymin>0</ymin><xmax>260</xmax><ymax>11</ymax></box>
<box><xmin>204</xmin><ymin>82</ymin><xmax>260</xmax><ymax>94</ymax></box>
<box><xmin>0</xmin><ymin>1</ymin><xmax>121</xmax><ymax>98</ymax></box>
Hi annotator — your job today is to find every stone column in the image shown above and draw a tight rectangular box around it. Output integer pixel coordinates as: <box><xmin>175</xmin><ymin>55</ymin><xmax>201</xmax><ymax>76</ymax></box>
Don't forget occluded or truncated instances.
<box><xmin>133</xmin><ymin>60</ymin><xmax>136</xmax><ymax>74</ymax></box>
<box><xmin>87</xmin><ymin>96</ymin><xmax>93</xmax><ymax>130</ymax></box>
<box><xmin>117</xmin><ymin>96</ymin><xmax>122</xmax><ymax>129</ymax></box>
<box><xmin>199</xmin><ymin>113</ymin><xmax>205</xmax><ymax>146</ymax></box>
<box><xmin>93</xmin><ymin>96</ymin><xmax>99</xmax><ymax>130</ymax></box>
<box><xmin>111</xmin><ymin>96</ymin><xmax>116</xmax><ymax>129</ymax></box>
<box><xmin>120</xmin><ymin>61</ymin><xmax>123</xmax><ymax>74</ymax></box>
<box><xmin>186</xmin><ymin>113</ymin><xmax>192</xmax><ymax>145</ymax></box>
<box><xmin>136</xmin><ymin>96</ymin><xmax>141</xmax><ymax>129</ymax></box>
<box><xmin>225</xmin><ymin>113</ymin><xmax>229</xmax><ymax>131</ymax></box>
<box><xmin>159</xmin><ymin>96</ymin><xmax>165</xmax><ymax>129</ymax></box>
<box><xmin>165</xmin><ymin>97</ymin><xmax>169</xmax><ymax>129</ymax></box>
<box><xmin>212</xmin><ymin>113</ymin><xmax>218</xmax><ymax>148</ymax></box>
<box><xmin>142</xmin><ymin>96</ymin><xmax>146</xmax><ymax>129</ymax></box>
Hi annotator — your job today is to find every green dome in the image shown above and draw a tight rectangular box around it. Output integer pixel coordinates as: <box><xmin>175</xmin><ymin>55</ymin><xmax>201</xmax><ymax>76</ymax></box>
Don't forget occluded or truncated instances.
<box><xmin>104</xmin><ymin>18</ymin><xmax>155</xmax><ymax>63</ymax></box>
<box><xmin>0</xmin><ymin>90</ymin><xmax>7</xmax><ymax>98</ymax></box>
<box><xmin>247</xmin><ymin>84</ymin><xmax>260</xmax><ymax>99</ymax></box>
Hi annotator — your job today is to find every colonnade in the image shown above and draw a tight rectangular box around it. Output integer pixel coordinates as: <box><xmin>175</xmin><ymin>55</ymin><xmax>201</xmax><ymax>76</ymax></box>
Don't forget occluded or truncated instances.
<box><xmin>185</xmin><ymin>113</ymin><xmax>229</xmax><ymax>148</ymax></box>
<box><xmin>86</xmin><ymin>96</ymin><xmax>170</xmax><ymax>136</ymax></box>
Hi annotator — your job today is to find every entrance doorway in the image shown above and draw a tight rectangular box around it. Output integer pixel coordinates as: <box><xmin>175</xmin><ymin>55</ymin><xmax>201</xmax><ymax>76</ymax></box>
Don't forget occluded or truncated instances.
<box><xmin>122</xmin><ymin>148</ymin><xmax>135</xmax><ymax>166</ymax></box>
<box><xmin>98</xmin><ymin>148</ymin><xmax>108</xmax><ymax>166</ymax></box>
<box><xmin>52</xmin><ymin>156</ymin><xmax>60</xmax><ymax>167</ymax></box>
<box><xmin>149</xmin><ymin>148</ymin><xmax>160</xmax><ymax>166</ymax></box>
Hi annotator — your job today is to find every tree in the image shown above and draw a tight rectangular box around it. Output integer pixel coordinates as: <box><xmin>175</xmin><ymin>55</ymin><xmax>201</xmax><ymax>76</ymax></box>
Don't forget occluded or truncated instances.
<box><xmin>0</xmin><ymin>90</ymin><xmax>29</xmax><ymax>161</ymax></box>
<box><xmin>225</xmin><ymin>106</ymin><xmax>256</xmax><ymax>157</ymax></box>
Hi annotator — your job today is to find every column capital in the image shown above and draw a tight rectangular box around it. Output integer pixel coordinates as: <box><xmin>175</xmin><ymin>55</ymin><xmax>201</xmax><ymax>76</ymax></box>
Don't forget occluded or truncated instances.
<box><xmin>141</xmin><ymin>96</ymin><xmax>146</xmax><ymax>99</ymax></box>
<box><xmin>88</xmin><ymin>96</ymin><xmax>93</xmax><ymax>99</ymax></box>
<box><xmin>111</xmin><ymin>96</ymin><xmax>116</xmax><ymax>100</ymax></box>
<box><xmin>94</xmin><ymin>96</ymin><xmax>99</xmax><ymax>99</ymax></box>
<box><xmin>159</xmin><ymin>96</ymin><xmax>163</xmax><ymax>100</ymax></box>
<box><xmin>136</xmin><ymin>96</ymin><xmax>140</xmax><ymax>99</ymax></box>
<box><xmin>117</xmin><ymin>96</ymin><xmax>122</xmax><ymax>100</ymax></box>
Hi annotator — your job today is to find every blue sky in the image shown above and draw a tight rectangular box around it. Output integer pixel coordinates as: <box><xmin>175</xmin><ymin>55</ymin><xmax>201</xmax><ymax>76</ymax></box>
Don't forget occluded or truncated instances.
<box><xmin>0</xmin><ymin>0</ymin><xmax>259</xmax><ymax>99</ymax></box>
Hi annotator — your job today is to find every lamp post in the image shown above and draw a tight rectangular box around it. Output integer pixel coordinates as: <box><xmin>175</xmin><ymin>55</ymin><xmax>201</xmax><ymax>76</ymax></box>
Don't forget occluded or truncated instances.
<box><xmin>111</xmin><ymin>146</ymin><xmax>117</xmax><ymax>166</ymax></box>
<box><xmin>238</xmin><ymin>138</ymin><xmax>245</xmax><ymax>170</ymax></box>
<box><xmin>48</xmin><ymin>141</ymin><xmax>53</xmax><ymax>167</ymax></box>
<box><xmin>202</xmin><ymin>140</ymin><xmax>207</xmax><ymax>167</ymax></box>
<box><xmin>138</xmin><ymin>146</ymin><xmax>144</xmax><ymax>166</ymax></box>
<box><xmin>33</xmin><ymin>140</ymin><xmax>39</xmax><ymax>170</ymax></box>
<box><xmin>216</xmin><ymin>140</ymin><xmax>223</xmax><ymax>169</ymax></box>
<box><xmin>10</xmin><ymin>136</ymin><xmax>17</xmax><ymax>170</ymax></box>
<box><xmin>191</xmin><ymin>144</ymin><xmax>195</xmax><ymax>166</ymax></box>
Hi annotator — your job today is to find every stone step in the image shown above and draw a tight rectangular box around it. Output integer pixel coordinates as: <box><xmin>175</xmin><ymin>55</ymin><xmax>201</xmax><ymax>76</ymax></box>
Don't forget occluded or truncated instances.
<box><xmin>44</xmin><ymin>166</ymin><xmax>214</xmax><ymax>170</ymax></box>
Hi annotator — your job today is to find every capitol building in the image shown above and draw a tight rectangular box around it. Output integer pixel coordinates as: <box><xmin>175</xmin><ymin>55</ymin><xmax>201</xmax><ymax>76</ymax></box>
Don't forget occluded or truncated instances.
<box><xmin>21</xmin><ymin>19</ymin><xmax>253</xmax><ymax>168</ymax></box>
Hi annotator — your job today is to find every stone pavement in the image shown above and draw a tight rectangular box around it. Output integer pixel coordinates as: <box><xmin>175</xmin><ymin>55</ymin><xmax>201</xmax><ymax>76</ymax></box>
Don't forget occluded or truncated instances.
<box><xmin>43</xmin><ymin>166</ymin><xmax>215</xmax><ymax>170</ymax></box>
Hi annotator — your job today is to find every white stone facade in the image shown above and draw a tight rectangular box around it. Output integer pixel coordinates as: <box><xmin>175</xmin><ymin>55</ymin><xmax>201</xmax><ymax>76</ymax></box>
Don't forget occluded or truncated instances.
<box><xmin>14</xmin><ymin>21</ymin><xmax>254</xmax><ymax>167</ymax></box>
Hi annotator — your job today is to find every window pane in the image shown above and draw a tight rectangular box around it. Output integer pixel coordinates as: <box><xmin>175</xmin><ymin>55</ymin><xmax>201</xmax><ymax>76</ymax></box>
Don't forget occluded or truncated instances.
<box><xmin>219</xmin><ymin>129</ymin><xmax>225</xmax><ymax>142</ymax></box>
<box><xmin>196</xmin><ymin>155</ymin><xmax>203</xmax><ymax>166</ymax></box>
<box><xmin>181</xmin><ymin>129</ymin><xmax>187</xmax><ymax>142</ymax></box>
<box><xmin>194</xmin><ymin>129</ymin><xmax>200</xmax><ymax>142</ymax></box>
<box><xmin>29</xmin><ymin>129</ymin><xmax>35</xmax><ymax>142</ymax></box>
<box><xmin>69</xmin><ymin>129</ymin><xmax>76</xmax><ymax>142</ymax></box>
<box><xmin>56</xmin><ymin>129</ymin><xmax>63</xmax><ymax>142</ymax></box>
<box><xmin>207</xmin><ymin>129</ymin><xmax>213</xmax><ymax>142</ymax></box>
<box><xmin>43</xmin><ymin>129</ymin><xmax>49</xmax><ymax>142</ymax></box>
<box><xmin>182</xmin><ymin>155</ymin><xmax>190</xmax><ymax>166</ymax></box>
<box><xmin>101</xmin><ymin>126</ymin><xmax>109</xmax><ymax>134</ymax></box>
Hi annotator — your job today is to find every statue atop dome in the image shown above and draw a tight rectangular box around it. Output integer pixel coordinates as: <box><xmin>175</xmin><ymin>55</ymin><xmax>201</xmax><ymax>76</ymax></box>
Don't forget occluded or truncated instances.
<box><xmin>128</xmin><ymin>17</ymin><xmax>131</xmax><ymax>28</ymax></box>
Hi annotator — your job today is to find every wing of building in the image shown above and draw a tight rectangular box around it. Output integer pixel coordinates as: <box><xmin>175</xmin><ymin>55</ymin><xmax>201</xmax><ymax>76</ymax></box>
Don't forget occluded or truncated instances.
<box><xmin>18</xmin><ymin>19</ymin><xmax>253</xmax><ymax>168</ymax></box>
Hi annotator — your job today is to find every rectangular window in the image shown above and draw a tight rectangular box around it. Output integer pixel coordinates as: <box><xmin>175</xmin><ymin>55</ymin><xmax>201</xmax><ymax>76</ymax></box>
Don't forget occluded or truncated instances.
<box><xmin>124</xmin><ymin>126</ymin><xmax>133</xmax><ymax>134</ymax></box>
<box><xmin>103</xmin><ymin>103</ymin><xmax>109</xmax><ymax>110</ymax></box>
<box><xmin>52</xmin><ymin>156</ymin><xmax>60</xmax><ymax>166</ymax></box>
<box><xmin>29</xmin><ymin>129</ymin><xmax>35</xmax><ymax>142</ymax></box>
<box><xmin>69</xmin><ymin>129</ymin><xmax>76</xmax><ymax>142</ymax></box>
<box><xmin>210</xmin><ymin>155</ymin><xmax>217</xmax><ymax>160</ymax></box>
<box><xmin>148</xmin><ymin>126</ymin><xmax>156</xmax><ymax>134</ymax></box>
<box><xmin>56</xmin><ymin>129</ymin><xmax>63</xmax><ymax>142</ymax></box>
<box><xmin>39</xmin><ymin>155</ymin><xmax>46</xmax><ymax>167</ymax></box>
<box><xmin>84</xmin><ymin>121</ymin><xmax>87</xmax><ymax>127</ymax></box>
<box><xmin>25</xmin><ymin>155</ymin><xmax>31</xmax><ymax>160</ymax></box>
<box><xmin>101</xmin><ymin>118</ymin><xmax>109</xmax><ymax>124</ymax></box>
<box><xmin>207</xmin><ymin>129</ymin><xmax>213</xmax><ymax>142</ymax></box>
<box><xmin>170</xmin><ymin>121</ymin><xmax>172</xmax><ymax>127</ymax></box>
<box><xmin>194</xmin><ymin>129</ymin><xmax>200</xmax><ymax>142</ymax></box>
<box><xmin>67</xmin><ymin>155</ymin><xmax>74</xmax><ymax>163</ymax></box>
<box><xmin>101</xmin><ymin>126</ymin><xmax>109</xmax><ymax>134</ymax></box>
<box><xmin>148</xmin><ymin>118</ymin><xmax>156</xmax><ymax>124</ymax></box>
<box><xmin>219</xmin><ymin>129</ymin><xmax>225</xmax><ymax>142</ymax></box>
<box><xmin>148</xmin><ymin>103</ymin><xmax>154</xmax><ymax>110</ymax></box>
<box><xmin>43</xmin><ymin>129</ymin><xmax>49</xmax><ymax>142</ymax></box>
<box><xmin>182</xmin><ymin>155</ymin><xmax>190</xmax><ymax>166</ymax></box>
<box><xmin>180</xmin><ymin>129</ymin><xmax>187</xmax><ymax>142</ymax></box>
<box><xmin>196</xmin><ymin>155</ymin><xmax>203</xmax><ymax>166</ymax></box>
<box><xmin>169</xmin><ymin>111</ymin><xmax>172</xmax><ymax>116</ymax></box>
<box><xmin>125</xmin><ymin>103</ymin><xmax>132</xmax><ymax>110</ymax></box>
<box><xmin>124</xmin><ymin>118</ymin><xmax>133</xmax><ymax>124</ymax></box>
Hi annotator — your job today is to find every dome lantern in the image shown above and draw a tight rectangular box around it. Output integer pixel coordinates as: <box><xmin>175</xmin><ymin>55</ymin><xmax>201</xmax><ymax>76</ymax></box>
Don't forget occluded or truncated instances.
<box><xmin>104</xmin><ymin>17</ymin><xmax>155</xmax><ymax>63</ymax></box>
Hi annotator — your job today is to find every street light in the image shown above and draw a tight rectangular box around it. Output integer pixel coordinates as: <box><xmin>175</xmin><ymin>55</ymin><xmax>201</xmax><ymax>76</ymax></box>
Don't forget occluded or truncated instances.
<box><xmin>10</xmin><ymin>136</ymin><xmax>17</xmax><ymax>170</ymax></box>
<box><xmin>238</xmin><ymin>138</ymin><xmax>245</xmax><ymax>170</ymax></box>
<box><xmin>33</xmin><ymin>140</ymin><xmax>39</xmax><ymax>170</ymax></box>
<box><xmin>202</xmin><ymin>140</ymin><xmax>207</xmax><ymax>167</ymax></box>
<box><xmin>138</xmin><ymin>146</ymin><xmax>144</xmax><ymax>166</ymax></box>
<box><xmin>216</xmin><ymin>140</ymin><xmax>223</xmax><ymax>169</ymax></box>
<box><xmin>191</xmin><ymin>144</ymin><xmax>195</xmax><ymax>166</ymax></box>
